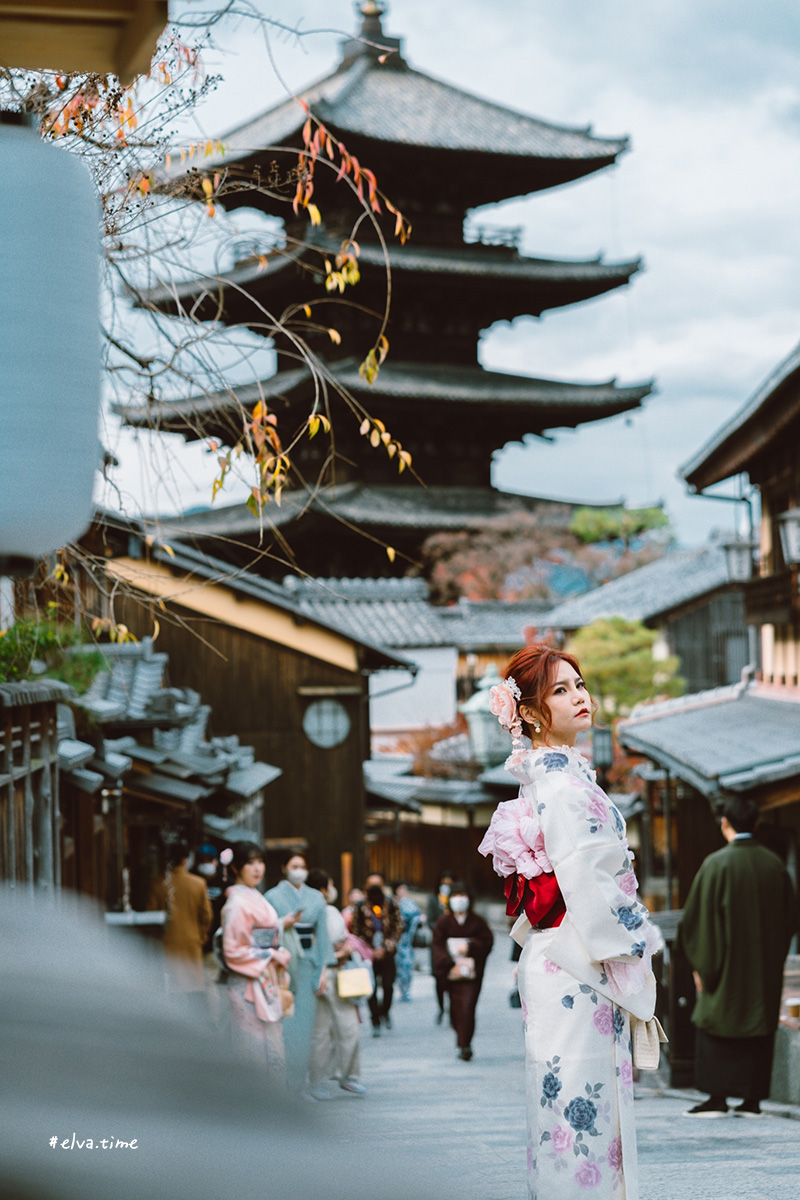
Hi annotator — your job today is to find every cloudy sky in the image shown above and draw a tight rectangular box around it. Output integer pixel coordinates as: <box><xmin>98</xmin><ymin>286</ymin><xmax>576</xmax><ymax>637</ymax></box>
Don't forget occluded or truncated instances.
<box><xmin>107</xmin><ymin>0</ymin><xmax>800</xmax><ymax>544</ymax></box>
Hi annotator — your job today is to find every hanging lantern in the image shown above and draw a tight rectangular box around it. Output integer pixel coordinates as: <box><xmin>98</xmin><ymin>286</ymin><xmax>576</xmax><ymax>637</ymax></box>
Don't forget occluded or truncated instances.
<box><xmin>777</xmin><ymin>509</ymin><xmax>800</xmax><ymax>567</ymax></box>
<box><xmin>720</xmin><ymin>536</ymin><xmax>756</xmax><ymax>583</ymax></box>
<box><xmin>460</xmin><ymin>662</ymin><xmax>512</xmax><ymax>766</ymax></box>
<box><xmin>0</xmin><ymin>112</ymin><xmax>101</xmax><ymax>577</ymax></box>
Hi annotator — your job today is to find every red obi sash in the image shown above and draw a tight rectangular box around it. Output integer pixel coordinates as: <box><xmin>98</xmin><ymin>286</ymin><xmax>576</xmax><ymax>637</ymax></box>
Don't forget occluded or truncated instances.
<box><xmin>504</xmin><ymin>871</ymin><xmax>566</xmax><ymax>929</ymax></box>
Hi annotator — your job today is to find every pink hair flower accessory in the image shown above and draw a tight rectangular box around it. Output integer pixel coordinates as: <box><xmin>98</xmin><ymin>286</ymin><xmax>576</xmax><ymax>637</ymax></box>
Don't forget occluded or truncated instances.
<box><xmin>489</xmin><ymin>675</ymin><xmax>524</xmax><ymax>742</ymax></box>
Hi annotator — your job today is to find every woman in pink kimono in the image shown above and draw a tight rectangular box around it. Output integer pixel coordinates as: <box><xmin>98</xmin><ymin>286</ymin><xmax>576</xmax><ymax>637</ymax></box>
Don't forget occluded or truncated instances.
<box><xmin>479</xmin><ymin>645</ymin><xmax>662</xmax><ymax>1200</ymax></box>
<box><xmin>222</xmin><ymin>841</ymin><xmax>291</xmax><ymax>1079</ymax></box>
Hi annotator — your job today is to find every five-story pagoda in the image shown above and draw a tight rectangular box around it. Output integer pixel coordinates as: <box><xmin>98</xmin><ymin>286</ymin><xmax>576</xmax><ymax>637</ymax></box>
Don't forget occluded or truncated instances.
<box><xmin>120</xmin><ymin>2</ymin><xmax>652</xmax><ymax>578</ymax></box>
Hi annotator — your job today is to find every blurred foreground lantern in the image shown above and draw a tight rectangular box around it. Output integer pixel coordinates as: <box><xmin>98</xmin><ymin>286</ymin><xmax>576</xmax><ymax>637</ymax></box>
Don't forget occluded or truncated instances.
<box><xmin>721</xmin><ymin>536</ymin><xmax>757</xmax><ymax>583</ymax></box>
<box><xmin>777</xmin><ymin>509</ymin><xmax>800</xmax><ymax>567</ymax></box>
<box><xmin>460</xmin><ymin>662</ymin><xmax>511</xmax><ymax>766</ymax></box>
<box><xmin>0</xmin><ymin>112</ymin><xmax>101</xmax><ymax>577</ymax></box>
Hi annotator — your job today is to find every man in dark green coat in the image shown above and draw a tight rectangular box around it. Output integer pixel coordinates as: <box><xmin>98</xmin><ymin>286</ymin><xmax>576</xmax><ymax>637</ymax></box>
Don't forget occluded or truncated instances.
<box><xmin>678</xmin><ymin>795</ymin><xmax>796</xmax><ymax>1117</ymax></box>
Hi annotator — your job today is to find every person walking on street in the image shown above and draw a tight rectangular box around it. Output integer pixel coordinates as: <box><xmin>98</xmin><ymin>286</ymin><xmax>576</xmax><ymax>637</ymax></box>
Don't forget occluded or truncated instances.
<box><xmin>678</xmin><ymin>795</ymin><xmax>797</xmax><ymax>1117</ymax></box>
<box><xmin>305</xmin><ymin>869</ymin><xmax>367</xmax><ymax>1100</ymax></box>
<box><xmin>393</xmin><ymin>881</ymin><xmax>422</xmax><ymax>1002</ymax></box>
<box><xmin>351</xmin><ymin>874</ymin><xmax>403</xmax><ymax>1036</ymax></box>
<box><xmin>432</xmin><ymin>882</ymin><xmax>493</xmax><ymax>1060</ymax></box>
<box><xmin>148</xmin><ymin>840</ymin><xmax>213</xmax><ymax>1020</ymax></box>
<box><xmin>479</xmin><ymin>644</ymin><xmax>662</xmax><ymax>1200</ymax></box>
<box><xmin>266</xmin><ymin>851</ymin><xmax>333</xmax><ymax>1090</ymax></box>
<box><xmin>428</xmin><ymin>871</ymin><xmax>454</xmax><ymax>1024</ymax></box>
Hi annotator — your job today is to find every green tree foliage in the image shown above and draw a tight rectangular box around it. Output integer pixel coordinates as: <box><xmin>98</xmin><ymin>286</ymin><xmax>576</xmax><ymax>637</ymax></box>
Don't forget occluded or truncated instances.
<box><xmin>0</xmin><ymin>609</ymin><xmax>103</xmax><ymax>691</ymax></box>
<box><xmin>569</xmin><ymin>506</ymin><xmax>670</xmax><ymax>550</ymax></box>
<box><xmin>570</xmin><ymin>616</ymin><xmax>684</xmax><ymax>721</ymax></box>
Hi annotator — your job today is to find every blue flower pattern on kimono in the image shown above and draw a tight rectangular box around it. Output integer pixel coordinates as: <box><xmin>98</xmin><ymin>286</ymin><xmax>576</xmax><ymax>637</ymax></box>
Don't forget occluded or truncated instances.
<box><xmin>542</xmin><ymin>751</ymin><xmax>569</xmax><ymax>772</ymax></box>
<box><xmin>615</xmin><ymin>904</ymin><xmax>644</xmax><ymax>932</ymax></box>
<box><xmin>609</xmin><ymin>804</ymin><xmax>625</xmax><ymax>837</ymax></box>
<box><xmin>541</xmin><ymin>1059</ymin><xmax>563</xmax><ymax>1108</ymax></box>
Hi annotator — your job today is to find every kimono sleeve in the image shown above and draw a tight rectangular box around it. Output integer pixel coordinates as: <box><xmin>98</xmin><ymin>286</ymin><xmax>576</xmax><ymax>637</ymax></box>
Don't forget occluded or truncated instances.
<box><xmin>431</xmin><ymin>915</ymin><xmax>454</xmax><ymax>978</ymax></box>
<box><xmin>533</xmin><ymin>765</ymin><xmax>661</xmax><ymax>1016</ymax></box>
<box><xmin>222</xmin><ymin>899</ymin><xmax>268</xmax><ymax>979</ymax></box>
<box><xmin>677</xmin><ymin>858</ymin><xmax>726</xmax><ymax>992</ymax></box>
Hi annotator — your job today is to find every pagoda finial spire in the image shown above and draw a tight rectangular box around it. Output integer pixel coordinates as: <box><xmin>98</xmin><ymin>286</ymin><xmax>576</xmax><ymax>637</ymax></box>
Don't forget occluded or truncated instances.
<box><xmin>341</xmin><ymin>0</ymin><xmax>404</xmax><ymax>68</ymax></box>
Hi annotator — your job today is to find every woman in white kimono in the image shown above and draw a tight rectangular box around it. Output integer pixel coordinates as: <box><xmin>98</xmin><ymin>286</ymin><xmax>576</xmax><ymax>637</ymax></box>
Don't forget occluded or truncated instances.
<box><xmin>479</xmin><ymin>645</ymin><xmax>661</xmax><ymax>1200</ymax></box>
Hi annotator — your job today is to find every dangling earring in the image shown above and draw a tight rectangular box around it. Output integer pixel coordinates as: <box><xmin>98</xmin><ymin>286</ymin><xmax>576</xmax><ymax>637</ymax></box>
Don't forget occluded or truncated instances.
<box><xmin>533</xmin><ymin>719</ymin><xmax>541</xmax><ymax>735</ymax></box>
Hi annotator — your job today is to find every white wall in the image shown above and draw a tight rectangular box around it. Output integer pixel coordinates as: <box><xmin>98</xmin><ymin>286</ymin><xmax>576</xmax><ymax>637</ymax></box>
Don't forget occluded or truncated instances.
<box><xmin>369</xmin><ymin>646</ymin><xmax>458</xmax><ymax>733</ymax></box>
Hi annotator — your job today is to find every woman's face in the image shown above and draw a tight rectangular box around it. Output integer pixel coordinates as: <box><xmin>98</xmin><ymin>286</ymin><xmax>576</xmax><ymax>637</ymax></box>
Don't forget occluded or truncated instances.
<box><xmin>522</xmin><ymin>661</ymin><xmax>592</xmax><ymax>747</ymax></box>
<box><xmin>236</xmin><ymin>857</ymin><xmax>265</xmax><ymax>888</ymax></box>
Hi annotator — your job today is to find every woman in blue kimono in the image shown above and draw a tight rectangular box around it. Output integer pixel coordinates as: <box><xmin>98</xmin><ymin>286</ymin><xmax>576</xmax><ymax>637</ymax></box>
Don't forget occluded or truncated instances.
<box><xmin>393</xmin><ymin>881</ymin><xmax>422</xmax><ymax>1002</ymax></box>
<box><xmin>266</xmin><ymin>852</ymin><xmax>333</xmax><ymax>1090</ymax></box>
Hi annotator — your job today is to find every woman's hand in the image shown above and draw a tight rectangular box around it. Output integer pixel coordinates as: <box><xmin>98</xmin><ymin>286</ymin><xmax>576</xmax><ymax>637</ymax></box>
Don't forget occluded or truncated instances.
<box><xmin>269</xmin><ymin>947</ymin><xmax>291</xmax><ymax>970</ymax></box>
<box><xmin>282</xmin><ymin>909</ymin><xmax>302</xmax><ymax>930</ymax></box>
<box><xmin>693</xmin><ymin>970</ymin><xmax>704</xmax><ymax>994</ymax></box>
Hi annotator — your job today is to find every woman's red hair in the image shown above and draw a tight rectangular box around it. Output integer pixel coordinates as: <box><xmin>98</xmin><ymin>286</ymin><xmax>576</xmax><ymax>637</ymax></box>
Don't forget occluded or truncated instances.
<box><xmin>504</xmin><ymin>643</ymin><xmax>588</xmax><ymax>742</ymax></box>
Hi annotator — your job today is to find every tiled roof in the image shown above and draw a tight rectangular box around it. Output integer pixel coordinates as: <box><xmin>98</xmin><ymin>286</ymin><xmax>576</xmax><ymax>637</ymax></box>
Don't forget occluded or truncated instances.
<box><xmin>159</xmin><ymin>484</ymin><xmax>606</xmax><ymax>540</ymax></box>
<box><xmin>115</xmin><ymin>360</ymin><xmax>652</xmax><ymax>433</ymax></box>
<box><xmin>435</xmin><ymin>600</ymin><xmax>549</xmax><ymax>650</ymax></box>
<box><xmin>209</xmin><ymin>53</ymin><xmax>626</xmax><ymax>168</ymax></box>
<box><xmin>278</xmin><ymin>576</ymin><xmax>546</xmax><ymax>651</ymax></box>
<box><xmin>283</xmin><ymin>575</ymin><xmax>449</xmax><ymax>649</ymax></box>
<box><xmin>538</xmin><ymin>544</ymin><xmax>731</xmax><ymax>630</ymax></box>
<box><xmin>681</xmin><ymin>339</ymin><xmax>800</xmax><ymax>490</ymax></box>
<box><xmin>618</xmin><ymin>685</ymin><xmax>800</xmax><ymax>798</ymax></box>
<box><xmin>142</xmin><ymin>541</ymin><xmax>412</xmax><ymax>672</ymax></box>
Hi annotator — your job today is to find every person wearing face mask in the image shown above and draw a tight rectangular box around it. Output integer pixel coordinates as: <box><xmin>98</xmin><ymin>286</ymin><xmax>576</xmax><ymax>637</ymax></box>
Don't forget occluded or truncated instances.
<box><xmin>432</xmin><ymin>883</ymin><xmax>493</xmax><ymax>1061</ymax></box>
<box><xmin>427</xmin><ymin>872</ymin><xmax>454</xmax><ymax>1024</ymax></box>
<box><xmin>305</xmin><ymin>868</ymin><xmax>367</xmax><ymax>1100</ymax></box>
<box><xmin>220</xmin><ymin>841</ymin><xmax>292</xmax><ymax>1079</ymax></box>
<box><xmin>192</xmin><ymin>844</ymin><xmax>224</xmax><ymax>952</ymax></box>
<box><xmin>266</xmin><ymin>851</ymin><xmax>333</xmax><ymax>1089</ymax></box>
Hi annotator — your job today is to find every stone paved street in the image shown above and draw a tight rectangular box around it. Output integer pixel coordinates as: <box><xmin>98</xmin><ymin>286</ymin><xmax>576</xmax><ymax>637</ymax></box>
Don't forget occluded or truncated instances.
<box><xmin>316</xmin><ymin>918</ymin><xmax>800</xmax><ymax>1200</ymax></box>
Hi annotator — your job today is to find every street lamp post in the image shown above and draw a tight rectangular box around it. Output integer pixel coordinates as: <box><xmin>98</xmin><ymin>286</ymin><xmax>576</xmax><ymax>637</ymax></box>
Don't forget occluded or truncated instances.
<box><xmin>592</xmin><ymin>725</ymin><xmax>614</xmax><ymax>792</ymax></box>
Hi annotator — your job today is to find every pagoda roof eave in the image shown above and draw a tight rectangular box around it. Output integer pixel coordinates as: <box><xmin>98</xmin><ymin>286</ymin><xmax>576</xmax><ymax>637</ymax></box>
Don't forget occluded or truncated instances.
<box><xmin>135</xmin><ymin>241</ymin><xmax>641</xmax><ymax>315</ymax></box>
<box><xmin>114</xmin><ymin>360</ymin><xmax>653</xmax><ymax>439</ymax></box>
<box><xmin>156</xmin><ymin>484</ymin><xmax>623</xmax><ymax>543</ymax></box>
<box><xmin>163</xmin><ymin>55</ymin><xmax>628</xmax><ymax>200</ymax></box>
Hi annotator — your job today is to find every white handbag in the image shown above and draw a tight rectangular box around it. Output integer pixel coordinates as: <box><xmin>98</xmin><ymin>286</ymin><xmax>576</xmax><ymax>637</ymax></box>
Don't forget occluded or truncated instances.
<box><xmin>630</xmin><ymin>1015</ymin><xmax>668</xmax><ymax>1071</ymax></box>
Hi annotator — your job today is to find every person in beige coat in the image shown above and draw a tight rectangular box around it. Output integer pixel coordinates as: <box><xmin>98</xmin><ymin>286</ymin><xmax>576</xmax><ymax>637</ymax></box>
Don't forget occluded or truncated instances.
<box><xmin>149</xmin><ymin>842</ymin><xmax>213</xmax><ymax>1017</ymax></box>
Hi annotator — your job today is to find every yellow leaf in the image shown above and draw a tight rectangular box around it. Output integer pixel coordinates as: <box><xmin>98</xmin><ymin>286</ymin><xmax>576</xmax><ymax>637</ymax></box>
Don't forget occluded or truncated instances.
<box><xmin>387</xmin><ymin>443</ymin><xmax>397</xmax><ymax>458</ymax></box>
<box><xmin>386</xmin><ymin>546</ymin><xmax>396</xmax><ymax>563</ymax></box>
<box><xmin>399</xmin><ymin>450</ymin><xmax>412</xmax><ymax>466</ymax></box>
<box><xmin>303</xmin><ymin>304</ymin><xmax>311</xmax><ymax>317</ymax></box>
<box><xmin>201</xmin><ymin>177</ymin><xmax>213</xmax><ymax>198</ymax></box>
<box><xmin>320</xmin><ymin>415</ymin><xmax>331</xmax><ymax>432</ymax></box>
<box><xmin>162</xmin><ymin>543</ymin><xmax>175</xmax><ymax>558</ymax></box>
<box><xmin>359</xmin><ymin>418</ymin><xmax>371</xmax><ymax>436</ymax></box>
<box><xmin>328</xmin><ymin>328</ymin><xmax>341</xmax><ymax>344</ymax></box>
<box><xmin>309</xmin><ymin>415</ymin><xmax>320</xmax><ymax>438</ymax></box>
<box><xmin>373</xmin><ymin>418</ymin><xmax>386</xmax><ymax>433</ymax></box>
<box><xmin>307</xmin><ymin>203</ymin><xmax>322</xmax><ymax>226</ymax></box>
<box><xmin>397</xmin><ymin>458</ymin><xmax>406</xmax><ymax>474</ymax></box>
<box><xmin>381</xmin><ymin>431</ymin><xmax>391</xmax><ymax>445</ymax></box>
<box><xmin>370</xmin><ymin>428</ymin><xmax>381</xmax><ymax>447</ymax></box>
<box><xmin>152</xmin><ymin>618</ymin><xmax>160</xmax><ymax>644</ymax></box>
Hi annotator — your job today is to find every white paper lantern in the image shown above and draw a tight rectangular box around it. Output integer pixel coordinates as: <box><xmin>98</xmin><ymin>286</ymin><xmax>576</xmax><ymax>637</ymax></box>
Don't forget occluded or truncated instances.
<box><xmin>0</xmin><ymin>114</ymin><xmax>100</xmax><ymax>576</ymax></box>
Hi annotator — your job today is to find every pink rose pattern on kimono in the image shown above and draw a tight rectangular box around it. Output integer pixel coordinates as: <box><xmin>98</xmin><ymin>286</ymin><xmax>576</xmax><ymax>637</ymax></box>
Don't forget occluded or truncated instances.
<box><xmin>575</xmin><ymin>1158</ymin><xmax>603</xmax><ymax>1189</ymax></box>
<box><xmin>606</xmin><ymin>1136</ymin><xmax>623</xmax><ymax>1173</ymax></box>
<box><xmin>592</xmin><ymin>1004</ymin><xmax>615</xmax><ymax>1037</ymax></box>
<box><xmin>551</xmin><ymin>1125</ymin><xmax>574</xmax><ymax>1155</ymax></box>
<box><xmin>618</xmin><ymin>870</ymin><xmax>638</xmax><ymax>898</ymax></box>
<box><xmin>544</xmin><ymin>956</ymin><xmax>562</xmax><ymax>975</ymax></box>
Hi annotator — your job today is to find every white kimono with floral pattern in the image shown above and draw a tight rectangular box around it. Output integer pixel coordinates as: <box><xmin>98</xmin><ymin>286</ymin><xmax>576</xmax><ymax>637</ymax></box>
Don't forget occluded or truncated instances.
<box><xmin>479</xmin><ymin>745</ymin><xmax>661</xmax><ymax>1200</ymax></box>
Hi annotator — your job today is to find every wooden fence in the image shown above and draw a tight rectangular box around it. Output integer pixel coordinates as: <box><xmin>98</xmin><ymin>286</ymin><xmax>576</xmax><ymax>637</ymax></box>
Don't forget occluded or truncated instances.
<box><xmin>0</xmin><ymin>681</ymin><xmax>66</xmax><ymax>890</ymax></box>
